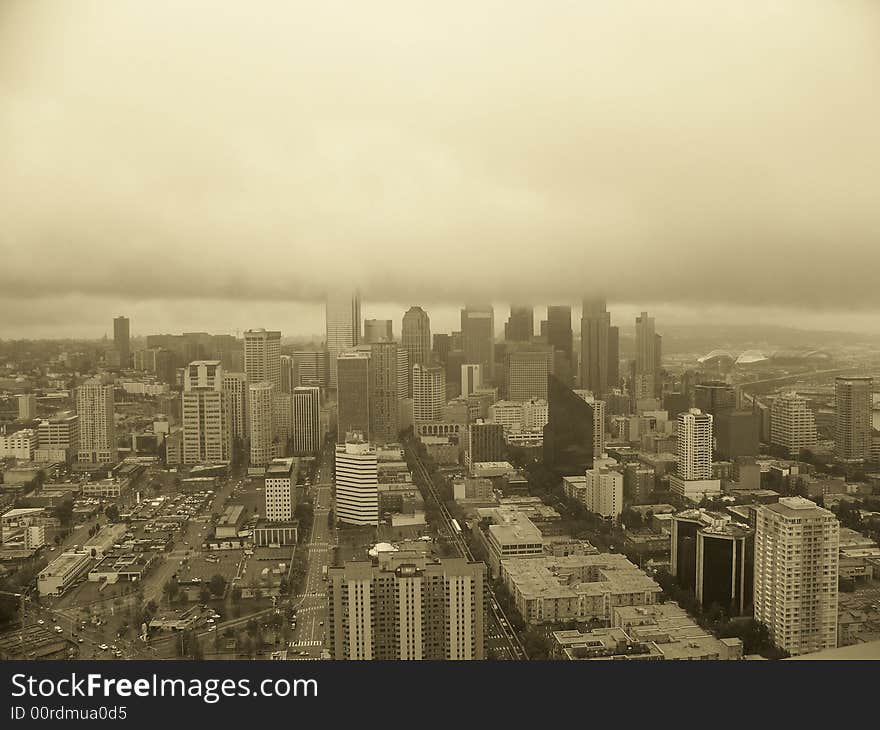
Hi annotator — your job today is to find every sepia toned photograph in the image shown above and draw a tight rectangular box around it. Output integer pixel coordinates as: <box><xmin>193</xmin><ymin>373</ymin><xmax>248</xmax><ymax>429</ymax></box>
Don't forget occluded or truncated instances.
<box><xmin>1</xmin><ymin>3</ymin><xmax>879</xmax><ymax>715</ymax></box>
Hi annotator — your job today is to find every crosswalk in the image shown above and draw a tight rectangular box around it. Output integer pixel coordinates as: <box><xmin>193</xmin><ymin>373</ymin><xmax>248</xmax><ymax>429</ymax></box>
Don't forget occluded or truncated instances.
<box><xmin>288</xmin><ymin>640</ymin><xmax>322</xmax><ymax>647</ymax></box>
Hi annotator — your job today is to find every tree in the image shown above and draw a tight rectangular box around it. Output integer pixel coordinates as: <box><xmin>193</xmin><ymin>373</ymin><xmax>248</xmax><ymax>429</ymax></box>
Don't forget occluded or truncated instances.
<box><xmin>162</xmin><ymin>579</ymin><xmax>180</xmax><ymax>604</ymax></box>
<box><xmin>199</xmin><ymin>585</ymin><xmax>212</xmax><ymax>603</ymax></box>
<box><xmin>230</xmin><ymin>586</ymin><xmax>242</xmax><ymax>603</ymax></box>
<box><xmin>209</xmin><ymin>574</ymin><xmax>227</xmax><ymax>597</ymax></box>
<box><xmin>105</xmin><ymin>504</ymin><xmax>120</xmax><ymax>522</ymax></box>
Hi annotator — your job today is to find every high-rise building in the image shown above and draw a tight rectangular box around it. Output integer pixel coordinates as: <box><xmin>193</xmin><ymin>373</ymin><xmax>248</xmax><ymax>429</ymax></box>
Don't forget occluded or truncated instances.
<box><xmin>265</xmin><ymin>457</ymin><xmax>295</xmax><ymax>521</ymax></box>
<box><xmin>76</xmin><ymin>379</ymin><xmax>116</xmax><ymax>463</ymax></box>
<box><xmin>754</xmin><ymin>497</ymin><xmax>839</xmax><ymax>656</ymax></box>
<box><xmin>113</xmin><ymin>316</ymin><xmax>130</xmax><ymax>367</ymax></box>
<box><xmin>222</xmin><ymin>372</ymin><xmax>249</xmax><ymax>441</ymax></box>
<box><xmin>583</xmin><ymin>467</ymin><xmax>623</xmax><ymax>521</ymax></box>
<box><xmin>770</xmin><ymin>392</ymin><xmax>817</xmax><ymax>456</ymax></box>
<box><xmin>402</xmin><ymin>307</ymin><xmax>432</xmax><ymax>396</ymax></box>
<box><xmin>834</xmin><ymin>376</ymin><xmax>873</xmax><ymax>462</ymax></box>
<box><xmin>37</xmin><ymin>412</ymin><xmax>79</xmax><ymax>462</ymax></box>
<box><xmin>369</xmin><ymin>341</ymin><xmax>399</xmax><ymax>444</ymax></box>
<box><xmin>396</xmin><ymin>349</ymin><xmax>410</xmax><ymax>400</ymax></box>
<box><xmin>580</xmin><ymin>298</ymin><xmax>610</xmax><ymax>395</ymax></box>
<box><xmin>244</xmin><ymin>329</ymin><xmax>282</xmax><ymax>391</ymax></box>
<box><xmin>182</xmin><ymin>361</ymin><xmax>231</xmax><ymax>464</ymax></box>
<box><xmin>461</xmin><ymin>306</ymin><xmax>495</xmax><ymax>383</ymax></box>
<box><xmin>273</xmin><ymin>392</ymin><xmax>292</xmax><ymax>457</ymax></box>
<box><xmin>676</xmin><ymin>409</ymin><xmax>713</xmax><ymax>480</ymax></box>
<box><xmin>671</xmin><ymin>510</ymin><xmax>754</xmax><ymax>617</ymax></box>
<box><xmin>326</xmin><ymin>292</ymin><xmax>361</xmax><ymax>388</ymax></box>
<box><xmin>607</xmin><ymin>325</ymin><xmax>620</xmax><ymax>390</ymax></box>
<box><xmin>635</xmin><ymin>312</ymin><xmax>656</xmax><ymax>375</ymax></box>
<box><xmin>504</xmin><ymin>305</ymin><xmax>534</xmax><ymax>342</ymax></box>
<box><xmin>363</xmin><ymin>319</ymin><xmax>393</xmax><ymax>344</ymax></box>
<box><xmin>292</xmin><ymin>386</ymin><xmax>321</xmax><ymax>455</ymax></box>
<box><xmin>546</xmin><ymin>305</ymin><xmax>573</xmax><ymax>383</ymax></box>
<box><xmin>335</xmin><ymin>436</ymin><xmax>378</xmax><ymax>526</ymax></box>
<box><xmin>466</xmin><ymin>420</ymin><xmax>505</xmax><ymax>469</ymax></box>
<box><xmin>694</xmin><ymin>381</ymin><xmax>736</xmax><ymax>416</ymax></box>
<box><xmin>461</xmin><ymin>363</ymin><xmax>482</xmax><ymax>398</ymax></box>
<box><xmin>336</xmin><ymin>351</ymin><xmax>371</xmax><ymax>443</ymax></box>
<box><xmin>292</xmin><ymin>350</ymin><xmax>328</xmax><ymax>389</ymax></box>
<box><xmin>432</xmin><ymin>333</ymin><xmax>451</xmax><ymax>364</ymax></box>
<box><xmin>280</xmin><ymin>355</ymin><xmax>294</xmax><ymax>393</ymax></box>
<box><xmin>412</xmin><ymin>364</ymin><xmax>446</xmax><ymax>425</ymax></box>
<box><xmin>714</xmin><ymin>410</ymin><xmax>760</xmax><ymax>459</ymax></box>
<box><xmin>17</xmin><ymin>394</ymin><xmax>37</xmax><ymax>421</ymax></box>
<box><xmin>506</xmin><ymin>348</ymin><xmax>553</xmax><ymax>401</ymax></box>
<box><xmin>575</xmin><ymin>391</ymin><xmax>606</xmax><ymax>457</ymax></box>
<box><xmin>248</xmin><ymin>382</ymin><xmax>275</xmax><ymax>466</ymax></box>
<box><xmin>328</xmin><ymin>556</ymin><xmax>486</xmax><ymax>660</ymax></box>
<box><xmin>543</xmin><ymin>375</ymin><xmax>594</xmax><ymax>475</ymax></box>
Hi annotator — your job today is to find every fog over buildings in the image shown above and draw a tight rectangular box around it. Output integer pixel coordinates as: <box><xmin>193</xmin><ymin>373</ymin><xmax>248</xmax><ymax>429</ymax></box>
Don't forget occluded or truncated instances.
<box><xmin>2</xmin><ymin>1</ymin><xmax>880</xmax><ymax>338</ymax></box>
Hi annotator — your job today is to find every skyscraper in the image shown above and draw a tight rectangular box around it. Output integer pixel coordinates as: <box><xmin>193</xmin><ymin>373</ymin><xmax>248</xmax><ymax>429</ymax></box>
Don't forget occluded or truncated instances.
<box><xmin>694</xmin><ymin>381</ymin><xmax>736</xmax><ymax>416</ymax></box>
<box><xmin>326</xmin><ymin>292</ymin><xmax>361</xmax><ymax>388</ymax></box>
<box><xmin>635</xmin><ymin>311</ymin><xmax>656</xmax><ymax>375</ymax></box>
<box><xmin>17</xmin><ymin>394</ymin><xmax>37</xmax><ymax>421</ymax></box>
<box><xmin>461</xmin><ymin>305</ymin><xmax>495</xmax><ymax>383</ymax></box>
<box><xmin>754</xmin><ymin>497</ymin><xmax>839</xmax><ymax>656</ymax></box>
<box><xmin>336</xmin><ymin>351</ymin><xmax>371</xmax><ymax>443</ymax></box>
<box><xmin>575</xmin><ymin>390</ymin><xmax>606</xmax><ymax>457</ymax></box>
<box><xmin>834</xmin><ymin>376</ymin><xmax>873</xmax><ymax>462</ymax></box>
<box><xmin>363</xmin><ymin>319</ymin><xmax>393</xmax><ymax>344</ymax></box>
<box><xmin>461</xmin><ymin>363</ymin><xmax>482</xmax><ymax>398</ymax></box>
<box><xmin>335</xmin><ymin>436</ymin><xmax>378</xmax><ymax>526</ymax></box>
<box><xmin>76</xmin><ymin>379</ymin><xmax>116</xmax><ymax>464</ymax></box>
<box><xmin>543</xmin><ymin>375</ymin><xmax>594</xmax><ymax>475</ymax></box>
<box><xmin>113</xmin><ymin>316</ymin><xmax>130</xmax><ymax>367</ymax></box>
<box><xmin>265</xmin><ymin>457</ymin><xmax>296</xmax><ymax>522</ymax></box>
<box><xmin>182</xmin><ymin>361</ymin><xmax>231</xmax><ymax>464</ymax></box>
<box><xmin>248</xmin><ymin>382</ymin><xmax>275</xmax><ymax>467</ymax></box>
<box><xmin>546</xmin><ymin>305</ymin><xmax>573</xmax><ymax>383</ymax></box>
<box><xmin>770</xmin><ymin>392</ymin><xmax>817</xmax><ymax>456</ymax></box>
<box><xmin>402</xmin><ymin>306</ymin><xmax>431</xmax><ymax>395</ymax></box>
<box><xmin>292</xmin><ymin>386</ymin><xmax>321</xmax><ymax>455</ymax></box>
<box><xmin>328</xmin><ymin>556</ymin><xmax>486</xmax><ymax>660</ymax></box>
<box><xmin>369</xmin><ymin>341</ymin><xmax>399</xmax><ymax>444</ymax></box>
<box><xmin>244</xmin><ymin>329</ymin><xmax>281</xmax><ymax>391</ymax></box>
<box><xmin>280</xmin><ymin>354</ymin><xmax>294</xmax><ymax>393</ymax></box>
<box><xmin>222</xmin><ymin>371</ymin><xmax>249</xmax><ymax>441</ymax></box>
<box><xmin>292</xmin><ymin>350</ymin><xmax>328</xmax><ymax>389</ymax></box>
<box><xmin>504</xmin><ymin>305</ymin><xmax>534</xmax><ymax>342</ymax></box>
<box><xmin>607</xmin><ymin>325</ymin><xmax>620</xmax><ymax>390</ymax></box>
<box><xmin>580</xmin><ymin>298</ymin><xmax>610</xmax><ymax>395</ymax></box>
<box><xmin>412</xmin><ymin>363</ymin><xmax>446</xmax><ymax>424</ymax></box>
<box><xmin>506</xmin><ymin>348</ymin><xmax>553</xmax><ymax>401</ymax></box>
<box><xmin>676</xmin><ymin>409</ymin><xmax>713</xmax><ymax>480</ymax></box>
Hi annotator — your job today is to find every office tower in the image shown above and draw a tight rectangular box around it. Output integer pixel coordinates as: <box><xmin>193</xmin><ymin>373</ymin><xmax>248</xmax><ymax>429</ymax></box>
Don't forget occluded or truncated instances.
<box><xmin>635</xmin><ymin>312</ymin><xmax>656</xmax><ymax>375</ymax></box>
<box><xmin>292</xmin><ymin>386</ymin><xmax>321</xmax><ymax>455</ymax></box>
<box><xmin>244</xmin><ymin>329</ymin><xmax>282</xmax><ymax>391</ymax></box>
<box><xmin>265</xmin><ymin>457</ymin><xmax>295</xmax><ymax>521</ymax></box>
<box><xmin>412</xmin><ymin>364</ymin><xmax>446</xmax><ymax>424</ymax></box>
<box><xmin>248</xmin><ymin>382</ymin><xmax>275</xmax><ymax>466</ymax></box>
<box><xmin>662</xmin><ymin>391</ymin><xmax>690</xmax><ymax>421</ymax></box>
<box><xmin>624</xmin><ymin>462</ymin><xmax>655</xmax><ymax>504</ymax></box>
<box><xmin>580</xmin><ymin>298</ymin><xmax>610</xmax><ymax>395</ymax></box>
<box><xmin>834</xmin><ymin>376</ymin><xmax>873</xmax><ymax>462</ymax></box>
<box><xmin>466</xmin><ymin>420</ymin><xmax>505</xmax><ymax>469</ymax></box>
<box><xmin>461</xmin><ymin>363</ymin><xmax>482</xmax><ymax>398</ymax></box>
<box><xmin>504</xmin><ymin>305</ymin><xmax>534</xmax><ymax>342</ymax></box>
<box><xmin>369</xmin><ymin>341</ymin><xmax>399</xmax><ymax>444</ymax></box>
<box><xmin>694</xmin><ymin>381</ymin><xmax>736</xmax><ymax>416</ymax></box>
<box><xmin>754</xmin><ymin>497</ymin><xmax>839</xmax><ymax>656</ymax></box>
<box><xmin>280</xmin><ymin>355</ymin><xmax>294</xmax><ymax>393</ymax></box>
<box><xmin>671</xmin><ymin>510</ymin><xmax>754</xmax><ymax>616</ymax></box>
<box><xmin>222</xmin><ymin>372</ymin><xmax>248</xmax><ymax>441</ymax></box>
<box><xmin>328</xmin><ymin>556</ymin><xmax>486</xmax><ymax>660</ymax></box>
<box><xmin>326</xmin><ymin>292</ymin><xmax>361</xmax><ymax>388</ymax></box>
<box><xmin>583</xmin><ymin>467</ymin><xmax>624</xmax><ymax>521</ymax></box>
<box><xmin>273</xmin><ymin>392</ymin><xmax>292</xmax><ymax>457</ymax></box>
<box><xmin>714</xmin><ymin>410</ymin><xmax>760</xmax><ymax>459</ymax></box>
<box><xmin>76</xmin><ymin>379</ymin><xmax>116</xmax><ymax>463</ymax></box>
<box><xmin>575</xmin><ymin>391</ymin><xmax>606</xmax><ymax>457</ymax></box>
<box><xmin>336</xmin><ymin>351</ymin><xmax>371</xmax><ymax>443</ymax></box>
<box><xmin>607</xmin><ymin>325</ymin><xmax>620</xmax><ymax>390</ymax></box>
<box><xmin>113</xmin><ymin>315</ymin><xmax>130</xmax><ymax>367</ymax></box>
<box><xmin>676</xmin><ymin>409</ymin><xmax>713</xmax><ymax>480</ymax></box>
<box><xmin>770</xmin><ymin>392</ymin><xmax>817</xmax><ymax>456</ymax></box>
<box><xmin>402</xmin><ymin>306</ymin><xmax>431</xmax><ymax>395</ymax></box>
<box><xmin>182</xmin><ymin>361</ymin><xmax>231</xmax><ymax>464</ymax></box>
<box><xmin>546</xmin><ymin>305</ymin><xmax>573</xmax><ymax>382</ymax></box>
<box><xmin>396</xmin><ymin>349</ymin><xmax>410</xmax><ymax>399</ymax></box>
<box><xmin>363</xmin><ymin>319</ymin><xmax>393</xmax><ymax>344</ymax></box>
<box><xmin>292</xmin><ymin>350</ymin><xmax>328</xmax><ymax>389</ymax></box>
<box><xmin>461</xmin><ymin>305</ymin><xmax>495</xmax><ymax>383</ymax></box>
<box><xmin>506</xmin><ymin>348</ymin><xmax>553</xmax><ymax>401</ymax></box>
<box><xmin>432</xmin><ymin>333</ymin><xmax>451</xmax><ymax>364</ymax></box>
<box><xmin>37</xmin><ymin>412</ymin><xmax>79</xmax><ymax>462</ymax></box>
<box><xmin>654</xmin><ymin>333</ymin><xmax>663</xmax><ymax>375</ymax></box>
<box><xmin>335</xmin><ymin>436</ymin><xmax>379</xmax><ymax>526</ymax></box>
<box><xmin>17</xmin><ymin>394</ymin><xmax>37</xmax><ymax>421</ymax></box>
<box><xmin>543</xmin><ymin>375</ymin><xmax>594</xmax><ymax>475</ymax></box>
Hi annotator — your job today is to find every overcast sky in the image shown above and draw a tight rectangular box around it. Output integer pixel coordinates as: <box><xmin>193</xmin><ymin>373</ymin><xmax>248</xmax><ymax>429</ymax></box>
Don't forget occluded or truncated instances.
<box><xmin>2</xmin><ymin>1</ymin><xmax>880</xmax><ymax>339</ymax></box>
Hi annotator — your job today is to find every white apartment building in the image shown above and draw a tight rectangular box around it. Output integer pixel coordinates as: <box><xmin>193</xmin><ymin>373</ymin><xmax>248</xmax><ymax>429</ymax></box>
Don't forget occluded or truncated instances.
<box><xmin>489</xmin><ymin>400</ymin><xmax>524</xmax><ymax>433</ymax></box>
<box><xmin>412</xmin><ymin>364</ymin><xmax>445</xmax><ymax>424</ymax></box>
<box><xmin>265</xmin><ymin>457</ymin><xmax>296</xmax><ymax>521</ymax></box>
<box><xmin>770</xmin><ymin>392</ymin><xmax>817</xmax><ymax>456</ymax></box>
<box><xmin>244</xmin><ymin>329</ymin><xmax>282</xmax><ymax>391</ymax></box>
<box><xmin>222</xmin><ymin>372</ymin><xmax>249</xmax><ymax>441</ymax></box>
<box><xmin>575</xmin><ymin>391</ymin><xmax>606</xmax><ymax>457</ymax></box>
<box><xmin>676</xmin><ymin>409</ymin><xmax>713</xmax><ymax>480</ymax></box>
<box><xmin>248</xmin><ymin>381</ymin><xmax>276</xmax><ymax>467</ymax></box>
<box><xmin>754</xmin><ymin>497</ymin><xmax>839</xmax><ymax>656</ymax></box>
<box><xmin>584</xmin><ymin>467</ymin><xmax>624</xmax><ymax>521</ymax></box>
<box><xmin>76</xmin><ymin>379</ymin><xmax>116</xmax><ymax>463</ymax></box>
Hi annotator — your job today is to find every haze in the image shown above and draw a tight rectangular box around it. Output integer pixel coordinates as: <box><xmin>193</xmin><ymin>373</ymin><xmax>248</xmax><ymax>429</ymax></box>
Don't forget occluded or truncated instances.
<box><xmin>2</xmin><ymin>1</ymin><xmax>880</xmax><ymax>338</ymax></box>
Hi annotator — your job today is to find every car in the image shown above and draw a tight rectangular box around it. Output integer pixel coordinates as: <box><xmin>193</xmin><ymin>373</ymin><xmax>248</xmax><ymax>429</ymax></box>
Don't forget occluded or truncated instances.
<box><xmin>208</xmin><ymin>626</ymin><xmax>217</xmax><ymax>632</ymax></box>
<box><xmin>78</xmin><ymin>638</ymin><xmax>84</xmax><ymax>644</ymax></box>
<box><xmin>206</xmin><ymin>618</ymin><xmax>215</xmax><ymax>624</ymax></box>
<box><xmin>37</xmin><ymin>619</ymin><xmax>45</xmax><ymax>625</ymax></box>
<box><xmin>319</xmin><ymin>621</ymin><xmax>324</xmax><ymax>626</ymax></box>
<box><xmin>99</xmin><ymin>644</ymin><xmax>109</xmax><ymax>651</ymax></box>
